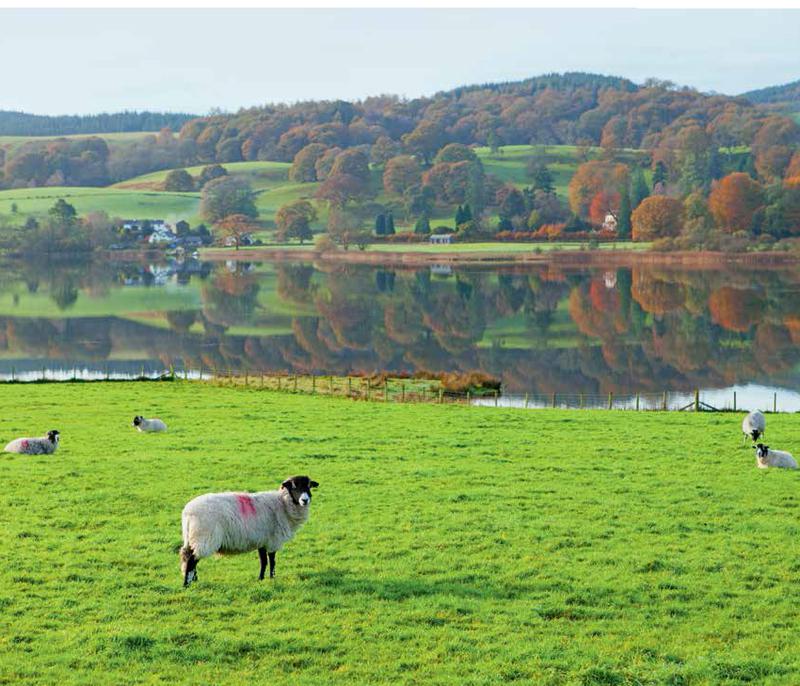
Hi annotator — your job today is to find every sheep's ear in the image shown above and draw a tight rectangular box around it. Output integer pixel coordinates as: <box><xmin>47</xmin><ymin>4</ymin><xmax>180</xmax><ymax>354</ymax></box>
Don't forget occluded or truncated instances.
<box><xmin>310</xmin><ymin>480</ymin><xmax>319</xmax><ymax>489</ymax></box>
<box><xmin>281</xmin><ymin>478</ymin><xmax>294</xmax><ymax>490</ymax></box>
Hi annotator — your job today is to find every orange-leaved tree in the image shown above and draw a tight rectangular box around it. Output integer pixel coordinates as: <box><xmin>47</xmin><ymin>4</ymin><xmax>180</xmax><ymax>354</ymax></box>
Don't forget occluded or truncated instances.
<box><xmin>567</xmin><ymin>161</ymin><xmax>628</xmax><ymax>218</ymax></box>
<box><xmin>707</xmin><ymin>172</ymin><xmax>764</xmax><ymax>233</ymax></box>
<box><xmin>631</xmin><ymin>196</ymin><xmax>683</xmax><ymax>241</ymax></box>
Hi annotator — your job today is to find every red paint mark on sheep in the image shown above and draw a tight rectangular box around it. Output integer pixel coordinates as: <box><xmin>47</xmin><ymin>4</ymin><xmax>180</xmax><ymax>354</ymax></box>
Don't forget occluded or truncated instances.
<box><xmin>20</xmin><ymin>440</ymin><xmax>29</xmax><ymax>451</ymax></box>
<box><xmin>237</xmin><ymin>495</ymin><xmax>257</xmax><ymax>519</ymax></box>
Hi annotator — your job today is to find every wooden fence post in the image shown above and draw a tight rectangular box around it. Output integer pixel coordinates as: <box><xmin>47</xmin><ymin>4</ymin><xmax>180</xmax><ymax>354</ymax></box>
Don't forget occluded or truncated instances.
<box><xmin>579</xmin><ymin>393</ymin><xmax>584</xmax><ymax>410</ymax></box>
<box><xmin>439</xmin><ymin>388</ymin><xmax>444</xmax><ymax>404</ymax></box>
<box><xmin>733</xmin><ymin>391</ymin><xmax>737</xmax><ymax>412</ymax></box>
<box><xmin>524</xmin><ymin>393</ymin><xmax>529</xmax><ymax>409</ymax></box>
<box><xmin>608</xmin><ymin>392</ymin><xmax>613</xmax><ymax>410</ymax></box>
<box><xmin>774</xmin><ymin>392</ymin><xmax>777</xmax><ymax>413</ymax></box>
<box><xmin>10</xmin><ymin>366</ymin><xmax>15</xmax><ymax>382</ymax></box>
<box><xmin>401</xmin><ymin>384</ymin><xmax>405</xmax><ymax>403</ymax></box>
<box><xmin>312</xmin><ymin>375</ymin><xmax>316</xmax><ymax>395</ymax></box>
<box><xmin>662</xmin><ymin>391</ymin><xmax>667</xmax><ymax>411</ymax></box>
<box><xmin>694</xmin><ymin>389</ymin><xmax>700</xmax><ymax>412</ymax></box>
<box><xmin>494</xmin><ymin>390</ymin><xmax>498</xmax><ymax>407</ymax></box>
<box><xmin>551</xmin><ymin>392</ymin><xmax>556</xmax><ymax>408</ymax></box>
<box><xmin>347</xmin><ymin>377</ymin><xmax>352</xmax><ymax>396</ymax></box>
<box><xmin>636</xmin><ymin>393</ymin><xmax>640</xmax><ymax>411</ymax></box>
<box><xmin>467</xmin><ymin>391</ymin><xmax>471</xmax><ymax>405</ymax></box>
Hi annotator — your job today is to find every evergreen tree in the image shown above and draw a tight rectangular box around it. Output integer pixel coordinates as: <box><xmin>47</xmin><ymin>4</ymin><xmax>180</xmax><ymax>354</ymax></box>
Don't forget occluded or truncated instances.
<box><xmin>498</xmin><ymin>217</ymin><xmax>514</xmax><ymax>232</ymax></box>
<box><xmin>462</xmin><ymin>204</ymin><xmax>473</xmax><ymax>222</ymax></box>
<box><xmin>465</xmin><ymin>162</ymin><xmax>486</xmax><ymax>216</ymax></box>
<box><xmin>631</xmin><ymin>167</ymin><xmax>649</xmax><ymax>209</ymax></box>
<box><xmin>374</xmin><ymin>213</ymin><xmax>386</xmax><ymax>236</ymax></box>
<box><xmin>617</xmin><ymin>187</ymin><xmax>632</xmax><ymax>239</ymax></box>
<box><xmin>414</xmin><ymin>215</ymin><xmax>431</xmax><ymax>234</ymax></box>
<box><xmin>386</xmin><ymin>213</ymin><xmax>395</xmax><ymax>235</ymax></box>
<box><xmin>455</xmin><ymin>205</ymin><xmax>465</xmax><ymax>226</ymax></box>
<box><xmin>531</xmin><ymin>164</ymin><xmax>555</xmax><ymax>194</ymax></box>
<box><xmin>652</xmin><ymin>161</ymin><xmax>667</xmax><ymax>189</ymax></box>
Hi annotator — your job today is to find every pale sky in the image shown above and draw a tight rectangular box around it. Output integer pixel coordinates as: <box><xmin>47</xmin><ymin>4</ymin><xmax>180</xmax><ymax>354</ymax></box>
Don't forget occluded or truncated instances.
<box><xmin>1</xmin><ymin>9</ymin><xmax>798</xmax><ymax>115</ymax></box>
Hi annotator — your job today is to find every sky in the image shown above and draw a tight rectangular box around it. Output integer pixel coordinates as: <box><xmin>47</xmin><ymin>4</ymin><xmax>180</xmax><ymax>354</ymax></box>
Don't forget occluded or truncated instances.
<box><xmin>1</xmin><ymin>9</ymin><xmax>799</xmax><ymax>115</ymax></box>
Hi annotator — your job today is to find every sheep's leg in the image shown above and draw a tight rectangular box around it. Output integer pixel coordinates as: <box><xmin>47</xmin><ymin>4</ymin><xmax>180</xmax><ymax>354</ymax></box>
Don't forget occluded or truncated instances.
<box><xmin>181</xmin><ymin>546</ymin><xmax>199</xmax><ymax>587</ymax></box>
<box><xmin>258</xmin><ymin>547</ymin><xmax>269</xmax><ymax>580</ymax></box>
<box><xmin>269</xmin><ymin>551</ymin><xmax>276</xmax><ymax>578</ymax></box>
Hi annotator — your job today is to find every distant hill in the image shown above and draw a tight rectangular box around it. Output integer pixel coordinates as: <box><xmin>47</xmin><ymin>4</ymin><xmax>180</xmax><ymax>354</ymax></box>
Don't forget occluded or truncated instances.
<box><xmin>740</xmin><ymin>79</ymin><xmax>800</xmax><ymax>111</ymax></box>
<box><xmin>0</xmin><ymin>110</ymin><xmax>197</xmax><ymax>137</ymax></box>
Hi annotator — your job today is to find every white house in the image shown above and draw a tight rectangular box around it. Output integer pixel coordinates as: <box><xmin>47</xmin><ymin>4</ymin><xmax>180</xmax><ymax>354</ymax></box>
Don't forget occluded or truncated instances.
<box><xmin>602</xmin><ymin>213</ymin><xmax>618</xmax><ymax>232</ymax></box>
<box><xmin>429</xmin><ymin>234</ymin><xmax>453</xmax><ymax>245</ymax></box>
<box><xmin>148</xmin><ymin>226</ymin><xmax>176</xmax><ymax>245</ymax></box>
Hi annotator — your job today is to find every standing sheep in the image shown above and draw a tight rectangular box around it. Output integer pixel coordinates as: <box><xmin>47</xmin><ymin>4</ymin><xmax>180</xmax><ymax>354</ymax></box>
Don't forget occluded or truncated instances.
<box><xmin>742</xmin><ymin>410</ymin><xmax>766</xmax><ymax>446</ymax></box>
<box><xmin>132</xmin><ymin>416</ymin><xmax>167</xmax><ymax>432</ymax></box>
<box><xmin>180</xmin><ymin>475</ymin><xmax>319</xmax><ymax>587</ymax></box>
<box><xmin>754</xmin><ymin>444</ymin><xmax>797</xmax><ymax>469</ymax></box>
<box><xmin>4</xmin><ymin>430</ymin><xmax>60</xmax><ymax>455</ymax></box>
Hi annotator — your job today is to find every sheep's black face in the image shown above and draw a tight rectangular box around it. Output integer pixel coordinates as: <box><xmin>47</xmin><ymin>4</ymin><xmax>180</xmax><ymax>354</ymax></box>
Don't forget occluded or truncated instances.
<box><xmin>132</xmin><ymin>416</ymin><xmax>143</xmax><ymax>427</ymax></box>
<box><xmin>755</xmin><ymin>443</ymin><xmax>769</xmax><ymax>459</ymax></box>
<box><xmin>281</xmin><ymin>475</ymin><xmax>319</xmax><ymax>507</ymax></box>
<box><xmin>47</xmin><ymin>430</ymin><xmax>60</xmax><ymax>444</ymax></box>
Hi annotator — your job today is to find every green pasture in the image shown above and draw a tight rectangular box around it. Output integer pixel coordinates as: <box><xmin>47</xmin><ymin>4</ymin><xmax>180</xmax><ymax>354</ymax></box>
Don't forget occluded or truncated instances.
<box><xmin>0</xmin><ymin>131</ymin><xmax>158</xmax><ymax>154</ymax></box>
<box><xmin>1</xmin><ymin>382</ymin><xmax>800</xmax><ymax>684</ymax></box>
<box><xmin>0</xmin><ymin>187</ymin><xmax>201</xmax><ymax>225</ymax></box>
<box><xmin>112</xmin><ymin>161</ymin><xmax>291</xmax><ymax>191</ymax></box>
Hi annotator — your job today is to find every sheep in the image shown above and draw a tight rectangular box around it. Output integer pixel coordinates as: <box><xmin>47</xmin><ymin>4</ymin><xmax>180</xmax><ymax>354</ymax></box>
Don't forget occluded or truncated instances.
<box><xmin>742</xmin><ymin>410</ymin><xmax>766</xmax><ymax>446</ymax></box>
<box><xmin>179</xmin><ymin>475</ymin><xmax>319</xmax><ymax>587</ymax></box>
<box><xmin>754</xmin><ymin>443</ymin><xmax>797</xmax><ymax>469</ymax></box>
<box><xmin>4</xmin><ymin>430</ymin><xmax>60</xmax><ymax>455</ymax></box>
<box><xmin>132</xmin><ymin>416</ymin><xmax>167</xmax><ymax>432</ymax></box>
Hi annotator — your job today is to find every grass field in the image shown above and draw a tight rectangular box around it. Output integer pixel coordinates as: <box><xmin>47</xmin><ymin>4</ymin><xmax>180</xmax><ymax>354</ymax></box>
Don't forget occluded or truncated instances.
<box><xmin>2</xmin><ymin>382</ymin><xmax>800</xmax><ymax>685</ymax></box>
<box><xmin>0</xmin><ymin>131</ymin><xmax>158</xmax><ymax>155</ymax></box>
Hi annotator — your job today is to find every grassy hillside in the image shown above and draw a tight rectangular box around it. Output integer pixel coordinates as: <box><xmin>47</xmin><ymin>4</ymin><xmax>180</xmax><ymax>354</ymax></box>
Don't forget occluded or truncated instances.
<box><xmin>0</xmin><ymin>131</ymin><xmax>159</xmax><ymax>155</ymax></box>
<box><xmin>1</xmin><ymin>382</ymin><xmax>800</xmax><ymax>685</ymax></box>
<box><xmin>0</xmin><ymin>145</ymin><xmax>620</xmax><ymax>235</ymax></box>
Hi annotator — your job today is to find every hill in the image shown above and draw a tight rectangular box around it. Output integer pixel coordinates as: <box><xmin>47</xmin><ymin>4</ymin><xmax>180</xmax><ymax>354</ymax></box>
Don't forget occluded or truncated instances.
<box><xmin>0</xmin><ymin>109</ymin><xmax>196</xmax><ymax>137</ymax></box>
<box><xmin>740</xmin><ymin>79</ymin><xmax>800</xmax><ymax>117</ymax></box>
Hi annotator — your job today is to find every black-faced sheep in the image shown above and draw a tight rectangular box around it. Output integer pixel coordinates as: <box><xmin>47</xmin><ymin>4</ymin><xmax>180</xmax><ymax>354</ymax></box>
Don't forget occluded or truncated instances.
<box><xmin>4</xmin><ymin>430</ymin><xmax>60</xmax><ymax>455</ymax></box>
<box><xmin>132</xmin><ymin>416</ymin><xmax>167</xmax><ymax>432</ymax></box>
<box><xmin>742</xmin><ymin>410</ymin><xmax>766</xmax><ymax>446</ymax></box>
<box><xmin>755</xmin><ymin>443</ymin><xmax>797</xmax><ymax>469</ymax></box>
<box><xmin>179</xmin><ymin>475</ymin><xmax>319</xmax><ymax>587</ymax></box>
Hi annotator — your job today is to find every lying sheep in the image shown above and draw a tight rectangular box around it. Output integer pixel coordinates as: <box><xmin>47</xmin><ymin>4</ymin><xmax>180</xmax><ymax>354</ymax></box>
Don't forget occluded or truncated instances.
<box><xmin>132</xmin><ymin>416</ymin><xmax>167</xmax><ymax>432</ymax></box>
<box><xmin>179</xmin><ymin>475</ymin><xmax>319</xmax><ymax>587</ymax></box>
<box><xmin>755</xmin><ymin>443</ymin><xmax>797</xmax><ymax>469</ymax></box>
<box><xmin>4</xmin><ymin>430</ymin><xmax>60</xmax><ymax>455</ymax></box>
<box><xmin>742</xmin><ymin>410</ymin><xmax>766</xmax><ymax>446</ymax></box>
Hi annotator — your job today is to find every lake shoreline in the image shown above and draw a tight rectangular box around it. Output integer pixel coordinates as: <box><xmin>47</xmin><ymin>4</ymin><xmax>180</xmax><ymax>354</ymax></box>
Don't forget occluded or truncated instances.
<box><xmin>198</xmin><ymin>246</ymin><xmax>800</xmax><ymax>268</ymax></box>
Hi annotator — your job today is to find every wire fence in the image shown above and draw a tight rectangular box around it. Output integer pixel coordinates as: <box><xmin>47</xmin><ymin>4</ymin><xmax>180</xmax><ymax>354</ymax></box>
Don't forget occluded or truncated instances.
<box><xmin>0</xmin><ymin>363</ymin><xmax>794</xmax><ymax>413</ymax></box>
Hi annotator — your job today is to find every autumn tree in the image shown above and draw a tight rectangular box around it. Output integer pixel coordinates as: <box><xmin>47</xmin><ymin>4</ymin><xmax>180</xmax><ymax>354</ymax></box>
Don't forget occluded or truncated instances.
<box><xmin>201</xmin><ymin>176</ymin><xmax>258</xmax><ymax>223</ymax></box>
<box><xmin>330</xmin><ymin>148</ymin><xmax>370</xmax><ymax>182</ymax></box>
<box><xmin>163</xmin><ymin>168</ymin><xmax>194</xmax><ymax>192</ymax></box>
<box><xmin>197</xmin><ymin>164</ymin><xmax>227</xmax><ymax>188</ymax></box>
<box><xmin>314</xmin><ymin>147</ymin><xmax>342</xmax><ymax>182</ymax></box>
<box><xmin>289</xmin><ymin>143</ymin><xmax>328</xmax><ymax>182</ymax></box>
<box><xmin>631</xmin><ymin>196</ymin><xmax>683</xmax><ymax>241</ymax></box>
<box><xmin>588</xmin><ymin>190</ymin><xmax>621</xmax><ymax>227</ymax></box>
<box><xmin>275</xmin><ymin>199</ymin><xmax>317</xmax><ymax>243</ymax></box>
<box><xmin>383</xmin><ymin>155</ymin><xmax>422</xmax><ymax>195</ymax></box>
<box><xmin>567</xmin><ymin>161</ymin><xmax>629</xmax><ymax>218</ymax></box>
<box><xmin>708</xmin><ymin>172</ymin><xmax>765</xmax><ymax>233</ymax></box>
<box><xmin>751</xmin><ymin>116</ymin><xmax>800</xmax><ymax>180</ymax></box>
<box><xmin>496</xmin><ymin>186</ymin><xmax>526</xmax><ymax>221</ymax></box>
<box><xmin>215</xmin><ymin>214</ymin><xmax>260</xmax><ymax>250</ymax></box>
<box><xmin>316</xmin><ymin>173</ymin><xmax>368</xmax><ymax>207</ymax></box>
<box><xmin>370</xmin><ymin>136</ymin><xmax>401</xmax><ymax>166</ymax></box>
<box><xmin>402</xmin><ymin>120</ymin><xmax>444</xmax><ymax>165</ymax></box>
<box><xmin>434</xmin><ymin>143</ymin><xmax>477</xmax><ymax>165</ymax></box>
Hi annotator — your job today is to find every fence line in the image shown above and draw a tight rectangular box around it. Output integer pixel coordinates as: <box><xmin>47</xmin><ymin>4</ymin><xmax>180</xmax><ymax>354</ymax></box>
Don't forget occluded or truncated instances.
<box><xmin>0</xmin><ymin>364</ymin><xmax>790</xmax><ymax>413</ymax></box>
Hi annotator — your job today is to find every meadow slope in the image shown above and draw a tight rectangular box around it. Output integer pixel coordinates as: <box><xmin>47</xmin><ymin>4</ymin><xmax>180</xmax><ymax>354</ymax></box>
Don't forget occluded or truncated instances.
<box><xmin>1</xmin><ymin>383</ymin><xmax>799</xmax><ymax>685</ymax></box>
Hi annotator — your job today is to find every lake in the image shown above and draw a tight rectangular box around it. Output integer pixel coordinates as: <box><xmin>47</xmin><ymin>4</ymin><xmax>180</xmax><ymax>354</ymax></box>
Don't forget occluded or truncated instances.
<box><xmin>1</xmin><ymin>256</ymin><xmax>799</xmax><ymax>411</ymax></box>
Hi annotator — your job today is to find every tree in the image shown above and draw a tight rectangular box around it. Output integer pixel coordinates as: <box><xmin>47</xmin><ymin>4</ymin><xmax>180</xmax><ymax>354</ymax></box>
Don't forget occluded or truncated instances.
<box><xmin>414</xmin><ymin>215</ymin><xmax>431</xmax><ymax>234</ymax></box>
<box><xmin>48</xmin><ymin>199</ymin><xmax>77</xmax><ymax>227</ymax></box>
<box><xmin>374</xmin><ymin>213</ymin><xmax>386</xmax><ymax>236</ymax></box>
<box><xmin>617</xmin><ymin>187</ymin><xmax>632</xmax><ymax>238</ymax></box>
<box><xmin>528</xmin><ymin>163</ymin><xmax>555</xmax><ymax>193</ymax></box>
<box><xmin>567</xmin><ymin>161</ymin><xmax>629</xmax><ymax>218</ymax></box>
<box><xmin>588</xmin><ymin>190</ymin><xmax>620</xmax><ymax>227</ymax></box>
<box><xmin>402</xmin><ymin>121</ymin><xmax>444</xmax><ymax>165</ymax></box>
<box><xmin>631</xmin><ymin>196</ymin><xmax>683</xmax><ymax>241</ymax></box>
<box><xmin>175</xmin><ymin>220</ymin><xmax>191</xmax><ymax>236</ymax></box>
<box><xmin>652</xmin><ymin>161</ymin><xmax>668</xmax><ymax>189</ymax></box>
<box><xmin>330</xmin><ymin>148</ymin><xmax>370</xmax><ymax>182</ymax></box>
<box><xmin>630</xmin><ymin>167</ymin><xmax>649</xmax><ymax>209</ymax></box>
<box><xmin>163</xmin><ymin>168</ymin><xmax>195</xmax><ymax>192</ymax></box>
<box><xmin>370</xmin><ymin>136</ymin><xmax>401</xmax><ymax>166</ymax></box>
<box><xmin>201</xmin><ymin>176</ymin><xmax>257</xmax><ymax>223</ymax></box>
<box><xmin>215</xmin><ymin>213</ymin><xmax>260</xmax><ymax>250</ymax></box>
<box><xmin>197</xmin><ymin>164</ymin><xmax>227</xmax><ymax>188</ymax></box>
<box><xmin>708</xmin><ymin>172</ymin><xmax>765</xmax><ymax>233</ymax></box>
<box><xmin>434</xmin><ymin>143</ymin><xmax>477</xmax><ymax>165</ymax></box>
<box><xmin>751</xmin><ymin>116</ymin><xmax>800</xmax><ymax>180</ymax></box>
<box><xmin>314</xmin><ymin>147</ymin><xmax>342</xmax><ymax>181</ymax></box>
<box><xmin>385</xmin><ymin>213</ymin><xmax>395</xmax><ymax>235</ymax></box>
<box><xmin>383</xmin><ymin>155</ymin><xmax>422</xmax><ymax>195</ymax></box>
<box><xmin>496</xmin><ymin>186</ymin><xmax>527</xmax><ymax>221</ymax></box>
<box><xmin>316</xmin><ymin>173</ymin><xmax>368</xmax><ymax>207</ymax></box>
<box><xmin>289</xmin><ymin>143</ymin><xmax>328</xmax><ymax>182</ymax></box>
<box><xmin>275</xmin><ymin>199</ymin><xmax>317</xmax><ymax>243</ymax></box>
<box><xmin>403</xmin><ymin>184</ymin><xmax>436</xmax><ymax>219</ymax></box>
